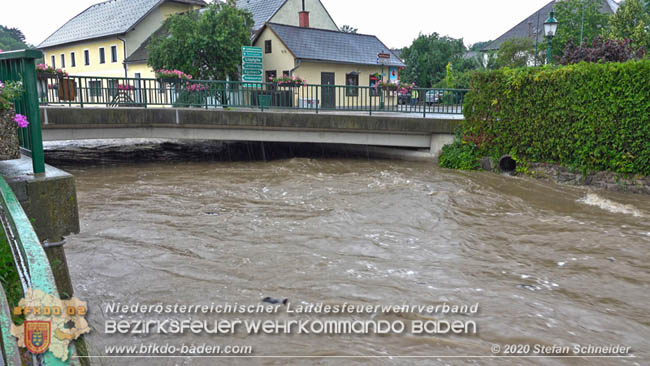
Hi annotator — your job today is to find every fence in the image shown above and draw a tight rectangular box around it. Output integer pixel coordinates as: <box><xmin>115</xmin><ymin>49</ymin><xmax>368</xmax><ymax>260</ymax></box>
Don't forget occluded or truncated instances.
<box><xmin>0</xmin><ymin>50</ymin><xmax>45</xmax><ymax>174</ymax></box>
<box><xmin>38</xmin><ymin>75</ymin><xmax>468</xmax><ymax>116</ymax></box>
<box><xmin>0</xmin><ymin>176</ymin><xmax>80</xmax><ymax>365</ymax></box>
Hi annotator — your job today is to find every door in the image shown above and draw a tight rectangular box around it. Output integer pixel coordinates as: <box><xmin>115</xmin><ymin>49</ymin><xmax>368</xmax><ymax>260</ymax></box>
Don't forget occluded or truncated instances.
<box><xmin>321</xmin><ymin>72</ymin><xmax>335</xmax><ymax>109</ymax></box>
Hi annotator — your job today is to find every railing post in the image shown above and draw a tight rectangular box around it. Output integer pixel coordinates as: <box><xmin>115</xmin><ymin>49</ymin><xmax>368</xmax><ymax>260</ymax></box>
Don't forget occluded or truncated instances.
<box><xmin>0</xmin><ymin>50</ymin><xmax>46</xmax><ymax>174</ymax></box>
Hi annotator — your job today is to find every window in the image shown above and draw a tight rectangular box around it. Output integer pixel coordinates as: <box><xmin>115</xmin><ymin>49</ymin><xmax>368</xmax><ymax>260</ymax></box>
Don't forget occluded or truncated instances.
<box><xmin>89</xmin><ymin>80</ymin><xmax>102</xmax><ymax>97</ymax></box>
<box><xmin>266</xmin><ymin>70</ymin><xmax>277</xmax><ymax>91</ymax></box>
<box><xmin>108</xmin><ymin>79</ymin><xmax>119</xmax><ymax>97</ymax></box>
<box><xmin>99</xmin><ymin>48</ymin><xmax>106</xmax><ymax>64</ymax></box>
<box><xmin>51</xmin><ymin>55</ymin><xmax>56</xmax><ymax>68</ymax></box>
<box><xmin>346</xmin><ymin>73</ymin><xmax>359</xmax><ymax>96</ymax></box>
<box><xmin>84</xmin><ymin>50</ymin><xmax>90</xmax><ymax>65</ymax></box>
<box><xmin>282</xmin><ymin>70</ymin><xmax>290</xmax><ymax>77</ymax></box>
<box><xmin>111</xmin><ymin>45</ymin><xmax>118</xmax><ymax>63</ymax></box>
<box><xmin>60</xmin><ymin>54</ymin><xmax>65</xmax><ymax>68</ymax></box>
<box><xmin>70</xmin><ymin>52</ymin><xmax>76</xmax><ymax>67</ymax></box>
<box><xmin>265</xmin><ymin>40</ymin><xmax>272</xmax><ymax>54</ymax></box>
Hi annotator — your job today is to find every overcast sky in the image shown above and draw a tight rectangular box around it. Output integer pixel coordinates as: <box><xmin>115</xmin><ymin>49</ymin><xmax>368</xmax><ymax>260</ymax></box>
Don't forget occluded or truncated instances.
<box><xmin>1</xmin><ymin>0</ymin><xmax>554</xmax><ymax>48</ymax></box>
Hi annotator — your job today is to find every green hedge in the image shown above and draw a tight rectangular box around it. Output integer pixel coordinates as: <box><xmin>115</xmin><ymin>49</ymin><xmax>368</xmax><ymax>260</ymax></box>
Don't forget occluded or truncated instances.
<box><xmin>461</xmin><ymin>60</ymin><xmax>650</xmax><ymax>175</ymax></box>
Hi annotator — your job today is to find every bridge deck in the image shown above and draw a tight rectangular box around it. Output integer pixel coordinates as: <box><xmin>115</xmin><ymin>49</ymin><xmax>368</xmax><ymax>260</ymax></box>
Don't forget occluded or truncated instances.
<box><xmin>40</xmin><ymin>107</ymin><xmax>460</xmax><ymax>152</ymax></box>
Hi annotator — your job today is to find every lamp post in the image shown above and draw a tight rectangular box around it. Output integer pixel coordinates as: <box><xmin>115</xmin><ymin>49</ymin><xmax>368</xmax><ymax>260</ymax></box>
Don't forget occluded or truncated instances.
<box><xmin>544</xmin><ymin>10</ymin><xmax>559</xmax><ymax>64</ymax></box>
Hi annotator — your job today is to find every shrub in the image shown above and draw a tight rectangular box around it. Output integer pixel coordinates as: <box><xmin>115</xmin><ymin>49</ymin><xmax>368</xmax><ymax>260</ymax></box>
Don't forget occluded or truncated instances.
<box><xmin>559</xmin><ymin>37</ymin><xmax>646</xmax><ymax>65</ymax></box>
<box><xmin>462</xmin><ymin>60</ymin><xmax>650</xmax><ymax>175</ymax></box>
<box><xmin>440</xmin><ymin>135</ymin><xmax>481</xmax><ymax>170</ymax></box>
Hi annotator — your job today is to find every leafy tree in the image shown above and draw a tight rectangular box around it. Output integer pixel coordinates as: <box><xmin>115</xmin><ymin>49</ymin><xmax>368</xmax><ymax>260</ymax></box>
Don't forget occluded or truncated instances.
<box><xmin>559</xmin><ymin>37</ymin><xmax>646</xmax><ymax>64</ymax></box>
<box><xmin>400</xmin><ymin>33</ymin><xmax>470</xmax><ymax>87</ymax></box>
<box><xmin>341</xmin><ymin>25</ymin><xmax>358</xmax><ymax>33</ymax></box>
<box><xmin>553</xmin><ymin>0</ymin><xmax>611</xmax><ymax>60</ymax></box>
<box><xmin>0</xmin><ymin>25</ymin><xmax>29</xmax><ymax>51</ymax></box>
<box><xmin>469</xmin><ymin>41</ymin><xmax>492</xmax><ymax>52</ymax></box>
<box><xmin>495</xmin><ymin>37</ymin><xmax>540</xmax><ymax>68</ymax></box>
<box><xmin>606</xmin><ymin>0</ymin><xmax>650</xmax><ymax>50</ymax></box>
<box><xmin>147</xmin><ymin>3</ymin><xmax>253</xmax><ymax>80</ymax></box>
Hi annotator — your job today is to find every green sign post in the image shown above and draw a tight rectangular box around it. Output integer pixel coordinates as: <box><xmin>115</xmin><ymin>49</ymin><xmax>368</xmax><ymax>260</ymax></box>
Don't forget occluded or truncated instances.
<box><xmin>242</xmin><ymin>46</ymin><xmax>263</xmax><ymax>87</ymax></box>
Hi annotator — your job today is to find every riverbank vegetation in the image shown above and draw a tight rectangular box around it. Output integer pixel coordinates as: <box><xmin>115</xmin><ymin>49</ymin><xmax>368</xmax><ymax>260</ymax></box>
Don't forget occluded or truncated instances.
<box><xmin>0</xmin><ymin>225</ymin><xmax>23</xmax><ymax>311</ymax></box>
<box><xmin>442</xmin><ymin>59</ymin><xmax>650</xmax><ymax>176</ymax></box>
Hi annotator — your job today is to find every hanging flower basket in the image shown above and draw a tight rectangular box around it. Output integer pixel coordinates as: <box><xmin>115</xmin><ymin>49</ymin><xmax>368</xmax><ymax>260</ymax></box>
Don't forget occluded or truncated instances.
<box><xmin>155</xmin><ymin>69</ymin><xmax>193</xmax><ymax>84</ymax></box>
<box><xmin>379</xmin><ymin>82</ymin><xmax>399</xmax><ymax>92</ymax></box>
<box><xmin>271</xmin><ymin>76</ymin><xmax>306</xmax><ymax>88</ymax></box>
<box><xmin>36</xmin><ymin>64</ymin><xmax>68</xmax><ymax>80</ymax></box>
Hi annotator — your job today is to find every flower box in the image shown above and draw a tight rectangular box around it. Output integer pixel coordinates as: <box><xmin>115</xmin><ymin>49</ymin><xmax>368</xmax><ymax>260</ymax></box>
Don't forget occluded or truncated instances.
<box><xmin>0</xmin><ymin>109</ymin><xmax>20</xmax><ymax>161</ymax></box>
<box><xmin>58</xmin><ymin>78</ymin><xmax>77</xmax><ymax>102</ymax></box>
<box><xmin>158</xmin><ymin>78</ymin><xmax>181</xmax><ymax>84</ymax></box>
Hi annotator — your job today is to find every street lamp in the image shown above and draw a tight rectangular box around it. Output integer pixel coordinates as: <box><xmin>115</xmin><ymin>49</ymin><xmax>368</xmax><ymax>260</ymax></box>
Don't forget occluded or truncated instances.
<box><xmin>544</xmin><ymin>10</ymin><xmax>559</xmax><ymax>64</ymax></box>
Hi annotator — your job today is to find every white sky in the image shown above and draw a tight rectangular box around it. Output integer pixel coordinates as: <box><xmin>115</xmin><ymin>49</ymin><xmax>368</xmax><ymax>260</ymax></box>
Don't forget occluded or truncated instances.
<box><xmin>0</xmin><ymin>0</ymin><xmax>553</xmax><ymax>48</ymax></box>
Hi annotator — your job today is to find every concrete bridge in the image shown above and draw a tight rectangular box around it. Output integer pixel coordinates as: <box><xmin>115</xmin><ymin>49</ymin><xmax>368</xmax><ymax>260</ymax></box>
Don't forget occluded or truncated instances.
<box><xmin>40</xmin><ymin>107</ymin><xmax>461</xmax><ymax>156</ymax></box>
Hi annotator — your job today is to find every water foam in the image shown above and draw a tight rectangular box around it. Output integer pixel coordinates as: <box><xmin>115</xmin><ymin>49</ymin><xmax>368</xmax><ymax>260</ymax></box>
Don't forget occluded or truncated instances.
<box><xmin>578</xmin><ymin>193</ymin><xmax>645</xmax><ymax>217</ymax></box>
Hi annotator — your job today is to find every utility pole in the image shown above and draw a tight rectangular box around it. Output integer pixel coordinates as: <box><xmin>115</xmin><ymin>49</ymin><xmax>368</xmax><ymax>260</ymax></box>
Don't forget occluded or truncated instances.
<box><xmin>535</xmin><ymin>10</ymin><xmax>540</xmax><ymax>66</ymax></box>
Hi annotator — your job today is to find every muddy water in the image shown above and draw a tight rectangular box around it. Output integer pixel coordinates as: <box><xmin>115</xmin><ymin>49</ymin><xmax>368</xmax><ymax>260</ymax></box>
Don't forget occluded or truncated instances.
<box><xmin>63</xmin><ymin>158</ymin><xmax>650</xmax><ymax>366</ymax></box>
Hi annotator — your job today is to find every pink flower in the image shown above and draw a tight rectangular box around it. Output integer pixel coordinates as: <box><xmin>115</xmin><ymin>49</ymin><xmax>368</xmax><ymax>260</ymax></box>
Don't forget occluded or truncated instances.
<box><xmin>14</xmin><ymin>114</ymin><xmax>29</xmax><ymax>128</ymax></box>
<box><xmin>0</xmin><ymin>81</ymin><xmax>4</xmax><ymax>89</ymax></box>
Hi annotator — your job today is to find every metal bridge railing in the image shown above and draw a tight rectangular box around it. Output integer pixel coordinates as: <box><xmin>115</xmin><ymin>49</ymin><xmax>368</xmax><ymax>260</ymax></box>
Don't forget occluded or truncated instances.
<box><xmin>0</xmin><ymin>176</ymin><xmax>80</xmax><ymax>365</ymax></box>
<box><xmin>38</xmin><ymin>75</ymin><xmax>468</xmax><ymax>116</ymax></box>
<box><xmin>0</xmin><ymin>50</ymin><xmax>45</xmax><ymax>174</ymax></box>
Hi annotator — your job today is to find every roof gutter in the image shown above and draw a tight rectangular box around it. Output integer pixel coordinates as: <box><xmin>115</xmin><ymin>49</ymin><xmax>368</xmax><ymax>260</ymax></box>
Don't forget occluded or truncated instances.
<box><xmin>290</xmin><ymin>59</ymin><xmax>302</xmax><ymax>76</ymax></box>
<box><xmin>118</xmin><ymin>35</ymin><xmax>128</xmax><ymax>78</ymax></box>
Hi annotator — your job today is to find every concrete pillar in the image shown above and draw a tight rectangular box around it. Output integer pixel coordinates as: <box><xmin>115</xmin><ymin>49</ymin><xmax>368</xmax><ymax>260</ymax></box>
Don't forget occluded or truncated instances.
<box><xmin>430</xmin><ymin>134</ymin><xmax>455</xmax><ymax>158</ymax></box>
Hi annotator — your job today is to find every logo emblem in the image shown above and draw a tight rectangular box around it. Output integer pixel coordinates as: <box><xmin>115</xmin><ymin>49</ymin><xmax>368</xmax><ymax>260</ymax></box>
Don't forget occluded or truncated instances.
<box><xmin>25</xmin><ymin>321</ymin><xmax>51</xmax><ymax>354</ymax></box>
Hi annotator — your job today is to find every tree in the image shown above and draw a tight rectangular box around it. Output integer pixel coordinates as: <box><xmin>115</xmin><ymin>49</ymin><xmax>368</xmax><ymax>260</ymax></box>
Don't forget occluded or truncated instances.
<box><xmin>495</xmin><ymin>37</ymin><xmax>540</xmax><ymax>68</ymax></box>
<box><xmin>553</xmin><ymin>0</ymin><xmax>611</xmax><ymax>60</ymax></box>
<box><xmin>559</xmin><ymin>37</ymin><xmax>646</xmax><ymax>64</ymax></box>
<box><xmin>147</xmin><ymin>3</ymin><xmax>253</xmax><ymax>80</ymax></box>
<box><xmin>400</xmin><ymin>33</ymin><xmax>470</xmax><ymax>87</ymax></box>
<box><xmin>341</xmin><ymin>25</ymin><xmax>358</xmax><ymax>33</ymax></box>
<box><xmin>606</xmin><ymin>0</ymin><xmax>650</xmax><ymax>50</ymax></box>
<box><xmin>0</xmin><ymin>25</ymin><xmax>29</xmax><ymax>51</ymax></box>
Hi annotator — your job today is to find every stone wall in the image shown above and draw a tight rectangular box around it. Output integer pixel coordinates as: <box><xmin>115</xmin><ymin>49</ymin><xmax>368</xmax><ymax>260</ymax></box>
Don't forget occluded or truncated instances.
<box><xmin>0</xmin><ymin>109</ymin><xmax>20</xmax><ymax>161</ymax></box>
<box><xmin>528</xmin><ymin>163</ymin><xmax>650</xmax><ymax>195</ymax></box>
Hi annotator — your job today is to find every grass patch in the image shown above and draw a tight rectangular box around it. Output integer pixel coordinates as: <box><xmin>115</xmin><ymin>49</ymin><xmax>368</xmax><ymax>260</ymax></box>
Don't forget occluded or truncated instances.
<box><xmin>0</xmin><ymin>224</ymin><xmax>24</xmax><ymax>319</ymax></box>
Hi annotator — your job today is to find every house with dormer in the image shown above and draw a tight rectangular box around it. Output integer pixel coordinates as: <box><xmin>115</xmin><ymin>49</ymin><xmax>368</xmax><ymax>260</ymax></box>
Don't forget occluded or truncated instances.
<box><xmin>39</xmin><ymin>0</ymin><xmax>206</xmax><ymax>79</ymax></box>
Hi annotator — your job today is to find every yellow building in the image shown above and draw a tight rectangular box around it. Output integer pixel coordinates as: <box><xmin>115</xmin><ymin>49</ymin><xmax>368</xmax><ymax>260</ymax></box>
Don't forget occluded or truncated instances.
<box><xmin>38</xmin><ymin>0</ymin><xmax>206</xmax><ymax>79</ymax></box>
<box><xmin>252</xmin><ymin>20</ymin><xmax>404</xmax><ymax>108</ymax></box>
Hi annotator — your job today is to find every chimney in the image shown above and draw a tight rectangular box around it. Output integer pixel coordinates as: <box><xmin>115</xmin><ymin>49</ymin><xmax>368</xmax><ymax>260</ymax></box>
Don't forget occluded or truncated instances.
<box><xmin>299</xmin><ymin>0</ymin><xmax>310</xmax><ymax>28</ymax></box>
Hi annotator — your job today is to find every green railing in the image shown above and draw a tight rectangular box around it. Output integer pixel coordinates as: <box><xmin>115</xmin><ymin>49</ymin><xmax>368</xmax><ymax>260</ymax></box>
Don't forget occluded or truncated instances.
<box><xmin>38</xmin><ymin>75</ymin><xmax>469</xmax><ymax>116</ymax></box>
<box><xmin>0</xmin><ymin>50</ymin><xmax>45</xmax><ymax>174</ymax></box>
<box><xmin>0</xmin><ymin>176</ymin><xmax>81</xmax><ymax>365</ymax></box>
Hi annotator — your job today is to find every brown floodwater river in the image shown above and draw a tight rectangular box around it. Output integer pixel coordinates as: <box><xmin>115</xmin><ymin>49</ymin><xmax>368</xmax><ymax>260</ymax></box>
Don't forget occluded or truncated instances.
<box><xmin>61</xmin><ymin>154</ymin><xmax>650</xmax><ymax>366</ymax></box>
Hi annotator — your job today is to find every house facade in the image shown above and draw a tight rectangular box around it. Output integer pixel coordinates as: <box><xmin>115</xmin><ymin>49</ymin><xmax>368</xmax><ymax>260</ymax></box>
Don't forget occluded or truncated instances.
<box><xmin>39</xmin><ymin>0</ymin><xmax>206</xmax><ymax>79</ymax></box>
<box><xmin>125</xmin><ymin>0</ymin><xmax>340</xmax><ymax>75</ymax></box>
<box><xmin>236</xmin><ymin>0</ymin><xmax>338</xmax><ymax>34</ymax></box>
<box><xmin>253</xmin><ymin>20</ymin><xmax>404</xmax><ymax>108</ymax></box>
<box><xmin>482</xmin><ymin>0</ymin><xmax>620</xmax><ymax>53</ymax></box>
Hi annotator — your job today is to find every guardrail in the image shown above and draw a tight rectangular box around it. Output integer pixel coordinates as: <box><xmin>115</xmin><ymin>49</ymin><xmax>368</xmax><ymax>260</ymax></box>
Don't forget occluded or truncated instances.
<box><xmin>0</xmin><ymin>50</ymin><xmax>45</xmax><ymax>174</ymax></box>
<box><xmin>38</xmin><ymin>75</ymin><xmax>468</xmax><ymax>116</ymax></box>
<box><xmin>0</xmin><ymin>176</ymin><xmax>79</xmax><ymax>365</ymax></box>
